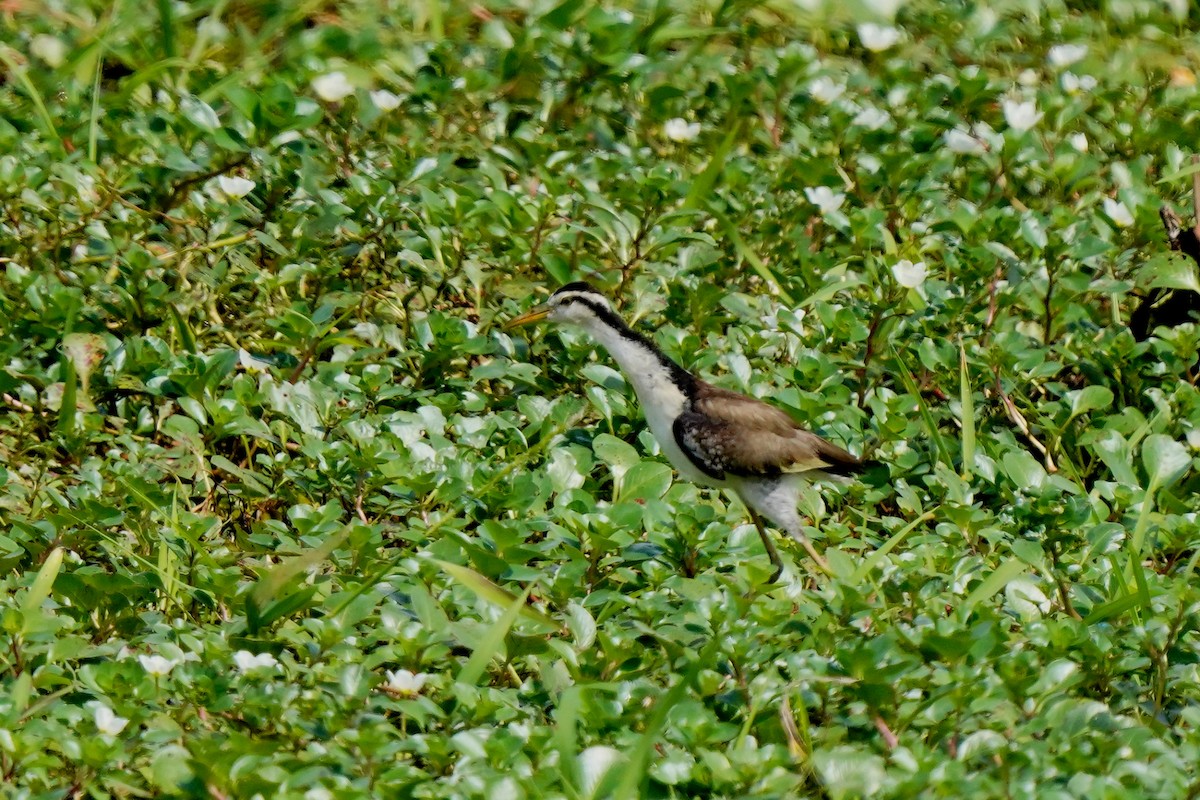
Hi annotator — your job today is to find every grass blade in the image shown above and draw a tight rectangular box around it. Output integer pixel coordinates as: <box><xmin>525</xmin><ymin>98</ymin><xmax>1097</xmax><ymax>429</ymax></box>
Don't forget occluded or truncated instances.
<box><xmin>436</xmin><ymin>559</ymin><xmax>557</xmax><ymax>630</ymax></box>
<box><xmin>962</xmin><ymin>558</ymin><xmax>1027</xmax><ymax>614</ymax></box>
<box><xmin>959</xmin><ymin>342</ymin><xmax>975</xmax><ymax>478</ymax></box>
<box><xmin>853</xmin><ymin>509</ymin><xmax>937</xmax><ymax>583</ymax></box>
<box><xmin>457</xmin><ymin>587</ymin><xmax>529</xmax><ymax>686</ymax></box>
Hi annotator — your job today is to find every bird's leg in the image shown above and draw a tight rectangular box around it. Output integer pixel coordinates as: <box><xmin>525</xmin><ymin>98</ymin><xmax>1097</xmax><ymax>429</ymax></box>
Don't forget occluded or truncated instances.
<box><xmin>747</xmin><ymin>508</ymin><xmax>833</xmax><ymax>578</ymax></box>
<box><xmin>747</xmin><ymin>508</ymin><xmax>784</xmax><ymax>584</ymax></box>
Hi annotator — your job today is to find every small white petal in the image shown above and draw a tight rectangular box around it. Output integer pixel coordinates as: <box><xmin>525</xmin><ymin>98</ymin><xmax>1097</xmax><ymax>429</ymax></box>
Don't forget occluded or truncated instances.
<box><xmin>1103</xmin><ymin>198</ymin><xmax>1134</xmax><ymax>228</ymax></box>
<box><xmin>94</xmin><ymin>704</ymin><xmax>129</xmax><ymax>736</ymax></box>
<box><xmin>808</xmin><ymin>76</ymin><xmax>845</xmax><ymax>104</ymax></box>
<box><xmin>804</xmin><ymin>185</ymin><xmax>845</xmax><ymax>216</ymax></box>
<box><xmin>1002</xmin><ymin>99</ymin><xmax>1042</xmax><ymax>132</ymax></box>
<box><xmin>1047</xmin><ymin>43</ymin><xmax>1088</xmax><ymax>68</ymax></box>
<box><xmin>216</xmin><ymin>175</ymin><xmax>255</xmax><ymax>199</ymax></box>
<box><xmin>233</xmin><ymin>650</ymin><xmax>280</xmax><ymax>672</ymax></box>
<box><xmin>30</xmin><ymin>35</ymin><xmax>67</xmax><ymax>68</ymax></box>
<box><xmin>944</xmin><ymin>128</ymin><xmax>985</xmax><ymax>155</ymax></box>
<box><xmin>852</xmin><ymin>106</ymin><xmax>890</xmax><ymax>130</ymax></box>
<box><xmin>312</xmin><ymin>71</ymin><xmax>355</xmax><ymax>102</ymax></box>
<box><xmin>891</xmin><ymin>259</ymin><xmax>928</xmax><ymax>288</ymax></box>
<box><xmin>386</xmin><ymin>668</ymin><xmax>429</xmax><ymax>695</ymax></box>
<box><xmin>370</xmin><ymin>90</ymin><xmax>402</xmax><ymax>111</ymax></box>
<box><xmin>857</xmin><ymin>23</ymin><xmax>901</xmax><ymax>52</ymax></box>
<box><xmin>1069</xmin><ymin>132</ymin><xmax>1088</xmax><ymax>152</ymax></box>
<box><xmin>663</xmin><ymin>118</ymin><xmax>700</xmax><ymax>142</ymax></box>
<box><xmin>138</xmin><ymin>654</ymin><xmax>176</xmax><ymax>677</ymax></box>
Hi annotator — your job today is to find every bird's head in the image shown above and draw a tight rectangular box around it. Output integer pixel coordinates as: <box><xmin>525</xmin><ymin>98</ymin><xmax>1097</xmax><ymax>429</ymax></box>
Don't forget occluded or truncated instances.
<box><xmin>505</xmin><ymin>282</ymin><xmax>616</xmax><ymax>330</ymax></box>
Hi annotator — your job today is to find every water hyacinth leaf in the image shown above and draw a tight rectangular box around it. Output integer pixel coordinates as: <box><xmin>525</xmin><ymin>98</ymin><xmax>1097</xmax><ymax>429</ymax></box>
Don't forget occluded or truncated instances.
<box><xmin>1142</xmin><ymin>434</ymin><xmax>1191</xmax><ymax>490</ymax></box>
<box><xmin>1067</xmin><ymin>386</ymin><xmax>1113</xmax><ymax>418</ymax></box>
<box><xmin>1001</xmin><ymin>451</ymin><xmax>1047</xmax><ymax>491</ymax></box>
<box><xmin>1137</xmin><ymin>251</ymin><xmax>1200</xmax><ymax>294</ymax></box>
<box><xmin>617</xmin><ymin>461</ymin><xmax>673</xmax><ymax>502</ymax></box>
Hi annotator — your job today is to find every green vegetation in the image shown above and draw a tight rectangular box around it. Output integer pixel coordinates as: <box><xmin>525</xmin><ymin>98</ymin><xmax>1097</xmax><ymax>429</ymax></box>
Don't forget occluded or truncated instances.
<box><xmin>3</xmin><ymin>0</ymin><xmax>1200</xmax><ymax>796</ymax></box>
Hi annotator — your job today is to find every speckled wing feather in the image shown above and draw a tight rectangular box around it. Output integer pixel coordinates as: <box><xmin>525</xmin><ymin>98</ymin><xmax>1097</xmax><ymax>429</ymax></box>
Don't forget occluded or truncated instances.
<box><xmin>672</xmin><ymin>382</ymin><xmax>863</xmax><ymax>479</ymax></box>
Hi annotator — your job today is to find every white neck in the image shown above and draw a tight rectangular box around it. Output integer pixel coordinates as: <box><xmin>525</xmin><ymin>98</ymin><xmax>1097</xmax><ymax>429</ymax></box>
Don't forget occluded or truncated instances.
<box><xmin>580</xmin><ymin>316</ymin><xmax>717</xmax><ymax>484</ymax></box>
<box><xmin>582</xmin><ymin>319</ymin><xmax>688</xmax><ymax>414</ymax></box>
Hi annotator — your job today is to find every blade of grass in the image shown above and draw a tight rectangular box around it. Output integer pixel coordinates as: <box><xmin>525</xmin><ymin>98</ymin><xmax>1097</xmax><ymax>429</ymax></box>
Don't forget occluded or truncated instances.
<box><xmin>852</xmin><ymin>509</ymin><xmax>937</xmax><ymax>583</ymax></box>
<box><xmin>714</xmin><ymin>212</ymin><xmax>794</xmax><ymax>305</ymax></box>
<box><xmin>682</xmin><ymin>120</ymin><xmax>742</xmax><ymax>211</ymax></box>
<box><xmin>613</xmin><ymin>637</ymin><xmax>720</xmax><ymax>800</ymax></box>
<box><xmin>457</xmin><ymin>587</ymin><xmax>530</xmax><ymax>686</ymax></box>
<box><xmin>962</xmin><ymin>558</ymin><xmax>1027</xmax><ymax>615</ymax></box>
<box><xmin>88</xmin><ymin>54</ymin><xmax>102</xmax><ymax>163</ymax></box>
<box><xmin>0</xmin><ymin>47</ymin><xmax>63</xmax><ymax>155</ymax></box>
<box><xmin>890</xmin><ymin>345</ymin><xmax>951</xmax><ymax>467</ymax></box>
<box><xmin>435</xmin><ymin>559</ymin><xmax>557</xmax><ymax>630</ymax></box>
<box><xmin>959</xmin><ymin>342</ymin><xmax>975</xmax><ymax>479</ymax></box>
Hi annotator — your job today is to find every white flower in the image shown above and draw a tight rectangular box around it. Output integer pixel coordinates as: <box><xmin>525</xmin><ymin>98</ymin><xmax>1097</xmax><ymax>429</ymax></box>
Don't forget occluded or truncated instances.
<box><xmin>385</xmin><ymin>669</ymin><xmax>428</xmax><ymax>695</ymax></box>
<box><xmin>30</xmin><ymin>35</ymin><xmax>67</xmax><ymax>68</ymax></box>
<box><xmin>1062</xmin><ymin>73</ymin><xmax>1098</xmax><ymax>94</ymax></box>
<box><xmin>233</xmin><ymin>650</ymin><xmax>280</xmax><ymax>672</ymax></box>
<box><xmin>804</xmin><ymin>185</ymin><xmax>845</xmax><ymax>215</ymax></box>
<box><xmin>852</xmin><ymin>106</ymin><xmax>890</xmax><ymax>130</ymax></box>
<box><xmin>1002</xmin><ymin>99</ymin><xmax>1042</xmax><ymax>132</ymax></box>
<box><xmin>663</xmin><ymin>118</ymin><xmax>700</xmax><ymax>142</ymax></box>
<box><xmin>312</xmin><ymin>71</ymin><xmax>355</xmax><ymax>102</ymax></box>
<box><xmin>370</xmin><ymin>90</ymin><xmax>402</xmax><ymax>111</ymax></box>
<box><xmin>138</xmin><ymin>654</ymin><xmax>176</xmax><ymax>677</ymax></box>
<box><xmin>1187</xmin><ymin>428</ymin><xmax>1200</xmax><ymax>450</ymax></box>
<box><xmin>1047</xmin><ymin>43</ymin><xmax>1087</xmax><ymax>68</ymax></box>
<box><xmin>1069</xmin><ymin>132</ymin><xmax>1088</xmax><ymax>152</ymax></box>
<box><xmin>216</xmin><ymin>175</ymin><xmax>255</xmax><ymax>199</ymax></box>
<box><xmin>857</xmin><ymin>23</ymin><xmax>901</xmax><ymax>52</ymax></box>
<box><xmin>94</xmin><ymin>704</ymin><xmax>129</xmax><ymax>736</ymax></box>
<box><xmin>808</xmin><ymin>76</ymin><xmax>845</xmax><ymax>104</ymax></box>
<box><xmin>892</xmin><ymin>259</ymin><xmax>928</xmax><ymax>288</ymax></box>
<box><xmin>1103</xmin><ymin>198</ymin><xmax>1134</xmax><ymax>228</ymax></box>
<box><xmin>944</xmin><ymin>128</ymin><xmax>985</xmax><ymax>155</ymax></box>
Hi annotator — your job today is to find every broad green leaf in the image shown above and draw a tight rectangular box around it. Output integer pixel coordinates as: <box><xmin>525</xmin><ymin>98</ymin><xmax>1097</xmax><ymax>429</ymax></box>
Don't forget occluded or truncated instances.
<box><xmin>1067</xmin><ymin>386</ymin><xmax>1113</xmax><ymax>418</ymax></box>
<box><xmin>1143</xmin><ymin>434</ymin><xmax>1191</xmax><ymax>490</ymax></box>
<box><xmin>1136</xmin><ymin>251</ymin><xmax>1200</xmax><ymax>294</ymax></box>
<box><xmin>618</xmin><ymin>461</ymin><xmax>673</xmax><ymax>502</ymax></box>
<box><xmin>1001</xmin><ymin>451</ymin><xmax>1047</xmax><ymax>491</ymax></box>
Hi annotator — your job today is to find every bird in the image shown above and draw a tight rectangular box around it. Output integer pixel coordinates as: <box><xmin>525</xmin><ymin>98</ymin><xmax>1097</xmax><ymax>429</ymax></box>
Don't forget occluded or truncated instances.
<box><xmin>506</xmin><ymin>281</ymin><xmax>870</xmax><ymax>582</ymax></box>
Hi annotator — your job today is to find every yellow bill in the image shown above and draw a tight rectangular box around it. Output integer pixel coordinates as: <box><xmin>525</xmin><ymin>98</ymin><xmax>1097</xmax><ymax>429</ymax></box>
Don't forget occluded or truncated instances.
<box><xmin>504</xmin><ymin>306</ymin><xmax>551</xmax><ymax>329</ymax></box>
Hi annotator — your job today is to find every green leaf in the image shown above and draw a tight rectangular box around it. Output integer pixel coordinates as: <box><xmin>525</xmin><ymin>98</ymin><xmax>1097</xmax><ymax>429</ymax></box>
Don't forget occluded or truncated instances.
<box><xmin>1067</xmin><ymin>386</ymin><xmax>1113</xmax><ymax>418</ymax></box>
<box><xmin>1143</xmin><ymin>434</ymin><xmax>1191</xmax><ymax>490</ymax></box>
<box><xmin>618</xmin><ymin>461</ymin><xmax>673</xmax><ymax>502</ymax></box>
<box><xmin>1001</xmin><ymin>451</ymin><xmax>1047</xmax><ymax>491</ymax></box>
<box><xmin>1136</xmin><ymin>251</ymin><xmax>1200</xmax><ymax>294</ymax></box>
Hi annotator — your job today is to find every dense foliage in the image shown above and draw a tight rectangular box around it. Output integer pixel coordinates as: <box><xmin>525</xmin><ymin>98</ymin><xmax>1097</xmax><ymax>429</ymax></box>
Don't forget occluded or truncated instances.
<box><xmin>3</xmin><ymin>0</ymin><xmax>1200</xmax><ymax>797</ymax></box>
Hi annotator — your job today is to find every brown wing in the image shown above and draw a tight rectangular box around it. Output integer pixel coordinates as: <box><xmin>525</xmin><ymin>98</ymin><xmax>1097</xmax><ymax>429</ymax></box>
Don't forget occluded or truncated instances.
<box><xmin>673</xmin><ymin>382</ymin><xmax>864</xmax><ymax>479</ymax></box>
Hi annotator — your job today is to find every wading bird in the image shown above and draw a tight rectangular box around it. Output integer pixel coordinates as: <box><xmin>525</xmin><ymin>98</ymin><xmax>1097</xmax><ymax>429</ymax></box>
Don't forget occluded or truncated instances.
<box><xmin>507</xmin><ymin>282</ymin><xmax>870</xmax><ymax>582</ymax></box>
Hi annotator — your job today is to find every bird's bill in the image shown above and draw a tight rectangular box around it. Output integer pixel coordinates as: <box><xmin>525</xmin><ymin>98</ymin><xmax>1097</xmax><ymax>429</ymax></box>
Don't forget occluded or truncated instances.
<box><xmin>504</xmin><ymin>306</ymin><xmax>550</xmax><ymax>329</ymax></box>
